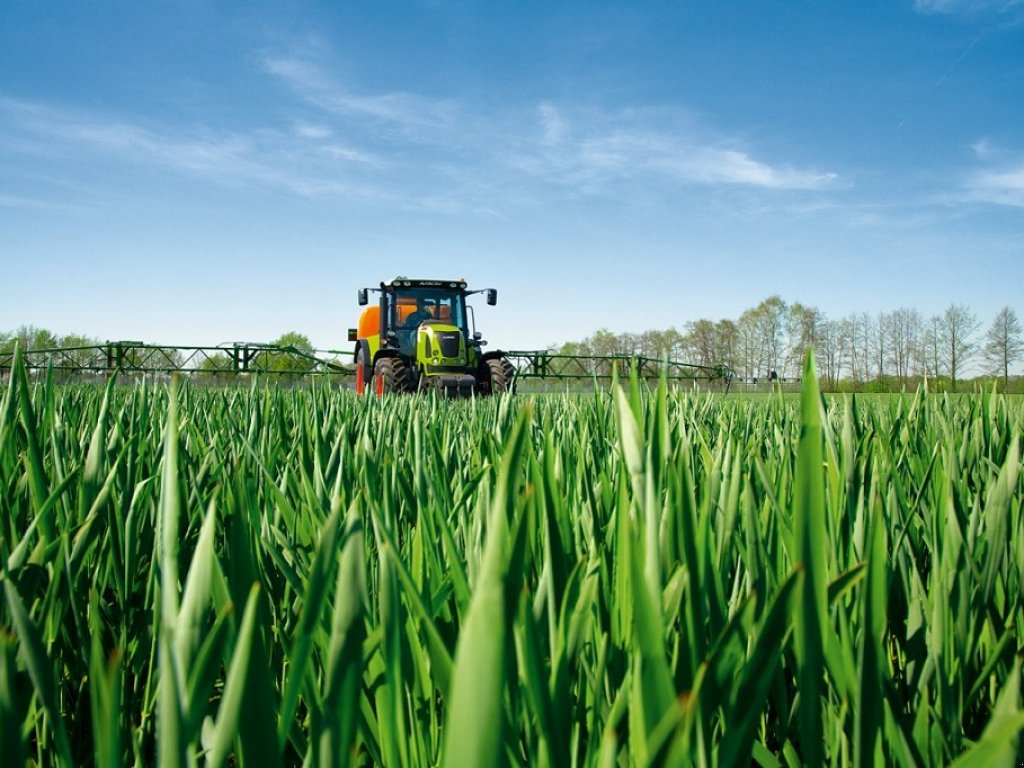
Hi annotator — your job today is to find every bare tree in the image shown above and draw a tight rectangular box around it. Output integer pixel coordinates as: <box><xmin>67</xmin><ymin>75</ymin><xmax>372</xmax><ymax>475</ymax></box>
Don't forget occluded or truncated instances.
<box><xmin>786</xmin><ymin>302</ymin><xmax>823</xmax><ymax>379</ymax></box>
<box><xmin>817</xmin><ymin>318</ymin><xmax>842</xmax><ymax>391</ymax></box>
<box><xmin>983</xmin><ymin>306</ymin><xmax>1023</xmax><ymax>389</ymax></box>
<box><xmin>923</xmin><ymin>315</ymin><xmax>945</xmax><ymax>381</ymax></box>
<box><xmin>939</xmin><ymin>304</ymin><xmax>980</xmax><ymax>392</ymax></box>
<box><xmin>738</xmin><ymin>307</ymin><xmax>765</xmax><ymax>381</ymax></box>
<box><xmin>837</xmin><ymin>315</ymin><xmax>858</xmax><ymax>383</ymax></box>
<box><xmin>838</xmin><ymin>313</ymin><xmax>872</xmax><ymax>384</ymax></box>
<box><xmin>743</xmin><ymin>296</ymin><xmax>787</xmax><ymax>379</ymax></box>
<box><xmin>871</xmin><ymin>312</ymin><xmax>890</xmax><ymax>380</ymax></box>
<box><xmin>886</xmin><ymin>307</ymin><xmax>922</xmax><ymax>388</ymax></box>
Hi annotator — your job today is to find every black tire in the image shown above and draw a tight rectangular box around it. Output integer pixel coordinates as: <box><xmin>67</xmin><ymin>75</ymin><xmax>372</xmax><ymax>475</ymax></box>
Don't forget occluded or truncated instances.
<box><xmin>480</xmin><ymin>356</ymin><xmax>516</xmax><ymax>396</ymax></box>
<box><xmin>372</xmin><ymin>356</ymin><xmax>413</xmax><ymax>395</ymax></box>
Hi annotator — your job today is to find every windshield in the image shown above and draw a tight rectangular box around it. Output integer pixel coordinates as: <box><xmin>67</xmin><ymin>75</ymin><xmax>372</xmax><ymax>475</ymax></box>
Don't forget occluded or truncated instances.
<box><xmin>386</xmin><ymin>288</ymin><xmax>467</xmax><ymax>333</ymax></box>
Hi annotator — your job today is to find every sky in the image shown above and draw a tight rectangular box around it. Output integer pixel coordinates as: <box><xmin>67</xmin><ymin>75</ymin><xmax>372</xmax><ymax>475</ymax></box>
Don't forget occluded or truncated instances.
<box><xmin>2</xmin><ymin>1</ymin><xmax>1023</xmax><ymax>356</ymax></box>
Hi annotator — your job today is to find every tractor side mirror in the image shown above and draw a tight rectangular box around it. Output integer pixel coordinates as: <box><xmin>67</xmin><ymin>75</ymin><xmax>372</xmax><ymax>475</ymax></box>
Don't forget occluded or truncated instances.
<box><xmin>473</xmin><ymin>331</ymin><xmax>482</xmax><ymax>341</ymax></box>
<box><xmin>486</xmin><ymin>289</ymin><xmax>497</xmax><ymax>306</ymax></box>
<box><xmin>358</xmin><ymin>288</ymin><xmax>368</xmax><ymax>306</ymax></box>
<box><xmin>347</xmin><ymin>329</ymin><xmax>357</xmax><ymax>342</ymax></box>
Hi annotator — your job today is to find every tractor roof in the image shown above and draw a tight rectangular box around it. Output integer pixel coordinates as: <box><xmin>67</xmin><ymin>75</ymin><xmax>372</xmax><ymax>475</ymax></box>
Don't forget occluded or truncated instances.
<box><xmin>382</xmin><ymin>277</ymin><xmax>468</xmax><ymax>291</ymax></box>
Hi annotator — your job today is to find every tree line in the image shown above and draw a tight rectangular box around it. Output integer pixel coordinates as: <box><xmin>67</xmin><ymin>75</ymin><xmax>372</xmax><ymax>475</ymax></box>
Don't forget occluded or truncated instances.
<box><xmin>553</xmin><ymin>298</ymin><xmax>1024</xmax><ymax>392</ymax></box>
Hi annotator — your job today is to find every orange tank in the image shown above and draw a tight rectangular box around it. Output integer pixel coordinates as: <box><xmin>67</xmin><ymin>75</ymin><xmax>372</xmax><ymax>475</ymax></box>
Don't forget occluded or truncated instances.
<box><xmin>357</xmin><ymin>306</ymin><xmax>380</xmax><ymax>339</ymax></box>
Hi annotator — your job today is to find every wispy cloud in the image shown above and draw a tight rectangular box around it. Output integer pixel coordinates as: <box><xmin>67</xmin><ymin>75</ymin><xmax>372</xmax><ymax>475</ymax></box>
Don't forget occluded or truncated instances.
<box><xmin>972</xmin><ymin>138</ymin><xmax>995</xmax><ymax>158</ymax></box>
<box><xmin>0</xmin><ymin>193</ymin><xmax>90</xmax><ymax>213</ymax></box>
<box><xmin>263</xmin><ymin>55</ymin><xmax>459</xmax><ymax>139</ymax></box>
<box><xmin>0</xmin><ymin>97</ymin><xmax>384</xmax><ymax>201</ymax></box>
<box><xmin>1</xmin><ymin>47</ymin><xmax>842</xmax><ymax>216</ymax></box>
<box><xmin>967</xmin><ymin>163</ymin><xmax>1024</xmax><ymax>206</ymax></box>
<box><xmin>958</xmin><ymin>138</ymin><xmax>1024</xmax><ymax>206</ymax></box>
<box><xmin>261</xmin><ymin>49</ymin><xmax>841</xmax><ymax>194</ymax></box>
<box><xmin>915</xmin><ymin>0</ymin><xmax>1024</xmax><ymax>15</ymax></box>
<box><xmin>293</xmin><ymin>121</ymin><xmax>333</xmax><ymax>140</ymax></box>
<box><xmin>512</xmin><ymin>104</ymin><xmax>838</xmax><ymax>192</ymax></box>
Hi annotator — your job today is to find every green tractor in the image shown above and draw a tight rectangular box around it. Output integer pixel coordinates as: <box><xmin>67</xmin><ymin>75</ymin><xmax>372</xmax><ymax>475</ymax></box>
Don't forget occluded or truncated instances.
<box><xmin>349</xmin><ymin>277</ymin><xmax>516</xmax><ymax>396</ymax></box>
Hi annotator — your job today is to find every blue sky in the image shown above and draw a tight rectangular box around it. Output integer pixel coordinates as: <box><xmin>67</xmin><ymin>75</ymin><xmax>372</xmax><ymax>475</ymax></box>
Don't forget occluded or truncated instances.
<box><xmin>2</xmin><ymin>1</ymin><xmax>1023</xmax><ymax>353</ymax></box>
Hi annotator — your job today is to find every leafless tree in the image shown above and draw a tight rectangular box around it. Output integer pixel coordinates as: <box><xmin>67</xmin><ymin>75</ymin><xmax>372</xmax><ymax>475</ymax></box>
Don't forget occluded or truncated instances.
<box><xmin>786</xmin><ymin>302</ymin><xmax>823</xmax><ymax>378</ymax></box>
<box><xmin>738</xmin><ymin>296</ymin><xmax>787</xmax><ymax>379</ymax></box>
<box><xmin>816</xmin><ymin>318</ymin><xmax>843</xmax><ymax>391</ymax></box>
<box><xmin>938</xmin><ymin>303</ymin><xmax>980</xmax><ymax>392</ymax></box>
<box><xmin>983</xmin><ymin>306</ymin><xmax>1023</xmax><ymax>389</ymax></box>
<box><xmin>838</xmin><ymin>313</ymin><xmax>872</xmax><ymax>384</ymax></box>
<box><xmin>885</xmin><ymin>307</ymin><xmax>922</xmax><ymax>388</ymax></box>
<box><xmin>872</xmin><ymin>312</ymin><xmax>890</xmax><ymax>380</ymax></box>
<box><xmin>922</xmin><ymin>315</ymin><xmax>945</xmax><ymax>381</ymax></box>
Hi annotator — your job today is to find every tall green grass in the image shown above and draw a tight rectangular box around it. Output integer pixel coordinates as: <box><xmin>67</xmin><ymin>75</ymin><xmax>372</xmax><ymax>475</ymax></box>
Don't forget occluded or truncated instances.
<box><xmin>1</xmin><ymin>348</ymin><xmax>1022</xmax><ymax>766</ymax></box>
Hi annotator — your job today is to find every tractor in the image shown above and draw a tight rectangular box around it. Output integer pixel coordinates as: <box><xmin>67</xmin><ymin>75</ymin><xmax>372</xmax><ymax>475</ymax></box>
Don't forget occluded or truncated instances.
<box><xmin>349</xmin><ymin>277</ymin><xmax>516</xmax><ymax>396</ymax></box>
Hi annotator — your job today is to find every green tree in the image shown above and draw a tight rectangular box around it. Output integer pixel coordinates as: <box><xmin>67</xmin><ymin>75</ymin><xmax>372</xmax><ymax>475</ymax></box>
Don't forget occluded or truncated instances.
<box><xmin>588</xmin><ymin>328</ymin><xmax>623</xmax><ymax>377</ymax></box>
<box><xmin>55</xmin><ymin>333</ymin><xmax>102</xmax><ymax>369</ymax></box>
<box><xmin>685</xmin><ymin>319</ymin><xmax>718</xmax><ymax>368</ymax></box>
<box><xmin>197</xmin><ymin>352</ymin><xmax>235</xmax><ymax>382</ymax></box>
<box><xmin>714</xmin><ymin>319</ymin><xmax>739</xmax><ymax>372</ymax></box>
<box><xmin>258</xmin><ymin>332</ymin><xmax>317</xmax><ymax>375</ymax></box>
<box><xmin>6</xmin><ymin>325</ymin><xmax>57</xmax><ymax>351</ymax></box>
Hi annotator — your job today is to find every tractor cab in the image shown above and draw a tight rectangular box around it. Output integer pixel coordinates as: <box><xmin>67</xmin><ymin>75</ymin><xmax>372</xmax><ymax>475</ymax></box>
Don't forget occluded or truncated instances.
<box><xmin>385</xmin><ymin>283</ymin><xmax>468</xmax><ymax>355</ymax></box>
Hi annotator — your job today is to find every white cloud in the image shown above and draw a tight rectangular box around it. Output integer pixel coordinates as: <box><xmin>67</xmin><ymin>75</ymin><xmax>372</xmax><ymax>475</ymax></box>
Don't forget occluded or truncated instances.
<box><xmin>516</xmin><ymin>108</ymin><xmax>839</xmax><ymax>192</ymax></box>
<box><xmin>262</xmin><ymin>55</ymin><xmax>458</xmax><ymax>138</ymax></box>
<box><xmin>914</xmin><ymin>0</ymin><xmax>1023</xmax><ymax>14</ymax></box>
<box><xmin>294</xmin><ymin>121</ymin><xmax>332</xmax><ymax>140</ymax></box>
<box><xmin>0</xmin><ymin>97</ymin><xmax>386</xmax><ymax>202</ymax></box>
<box><xmin>653</xmin><ymin>144</ymin><xmax>837</xmax><ymax>189</ymax></box>
<box><xmin>960</xmin><ymin>138</ymin><xmax>1024</xmax><ymax>207</ymax></box>
<box><xmin>968</xmin><ymin>163</ymin><xmax>1024</xmax><ymax>206</ymax></box>
<box><xmin>260</xmin><ymin>51</ymin><xmax>839</xmax><ymax>196</ymax></box>
<box><xmin>0</xmin><ymin>194</ymin><xmax>89</xmax><ymax>212</ymax></box>
<box><xmin>539</xmin><ymin>103</ymin><xmax>567</xmax><ymax>145</ymax></box>
<box><xmin>972</xmin><ymin>138</ymin><xmax>994</xmax><ymax>158</ymax></box>
<box><xmin>1</xmin><ymin>46</ymin><xmax>842</xmax><ymax>216</ymax></box>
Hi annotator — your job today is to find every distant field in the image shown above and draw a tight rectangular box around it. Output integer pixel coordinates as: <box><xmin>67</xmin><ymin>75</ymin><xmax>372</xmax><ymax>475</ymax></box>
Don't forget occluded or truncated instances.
<box><xmin>1</xmin><ymin>357</ymin><xmax>1021</xmax><ymax>766</ymax></box>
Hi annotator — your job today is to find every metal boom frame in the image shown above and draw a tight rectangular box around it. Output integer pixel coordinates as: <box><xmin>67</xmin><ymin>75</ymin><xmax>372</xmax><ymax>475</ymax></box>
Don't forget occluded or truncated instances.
<box><xmin>1</xmin><ymin>342</ymin><xmax>735</xmax><ymax>388</ymax></box>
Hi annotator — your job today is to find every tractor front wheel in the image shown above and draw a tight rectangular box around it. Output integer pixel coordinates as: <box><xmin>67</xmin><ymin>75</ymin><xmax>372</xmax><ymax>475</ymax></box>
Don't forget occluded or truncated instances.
<box><xmin>479</xmin><ymin>356</ymin><xmax>516</xmax><ymax>396</ymax></box>
<box><xmin>372</xmin><ymin>357</ymin><xmax>413</xmax><ymax>395</ymax></box>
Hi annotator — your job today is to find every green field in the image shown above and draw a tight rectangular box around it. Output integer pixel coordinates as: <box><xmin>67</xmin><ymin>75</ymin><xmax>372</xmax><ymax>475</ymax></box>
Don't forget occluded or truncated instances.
<box><xmin>1</xmin><ymin>351</ymin><xmax>1022</xmax><ymax>767</ymax></box>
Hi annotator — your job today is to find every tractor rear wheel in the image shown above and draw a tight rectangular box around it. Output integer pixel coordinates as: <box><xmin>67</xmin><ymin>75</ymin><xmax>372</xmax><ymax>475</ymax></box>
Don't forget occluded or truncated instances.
<box><xmin>372</xmin><ymin>357</ymin><xmax>413</xmax><ymax>395</ymax></box>
<box><xmin>479</xmin><ymin>356</ymin><xmax>516</xmax><ymax>395</ymax></box>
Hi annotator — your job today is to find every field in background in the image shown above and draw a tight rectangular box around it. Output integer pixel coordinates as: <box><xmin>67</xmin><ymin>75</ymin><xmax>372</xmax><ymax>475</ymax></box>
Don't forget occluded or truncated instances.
<box><xmin>1</xmin><ymin>352</ymin><xmax>1022</xmax><ymax>767</ymax></box>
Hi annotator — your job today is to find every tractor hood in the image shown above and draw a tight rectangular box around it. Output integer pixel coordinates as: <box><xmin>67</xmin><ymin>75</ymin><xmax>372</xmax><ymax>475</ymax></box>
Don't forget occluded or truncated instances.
<box><xmin>417</xmin><ymin>322</ymin><xmax>470</xmax><ymax>370</ymax></box>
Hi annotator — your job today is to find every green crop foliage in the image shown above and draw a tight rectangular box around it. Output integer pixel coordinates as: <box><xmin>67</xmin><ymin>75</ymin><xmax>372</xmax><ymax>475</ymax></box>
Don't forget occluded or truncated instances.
<box><xmin>1</xmin><ymin>348</ymin><xmax>1022</xmax><ymax>766</ymax></box>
